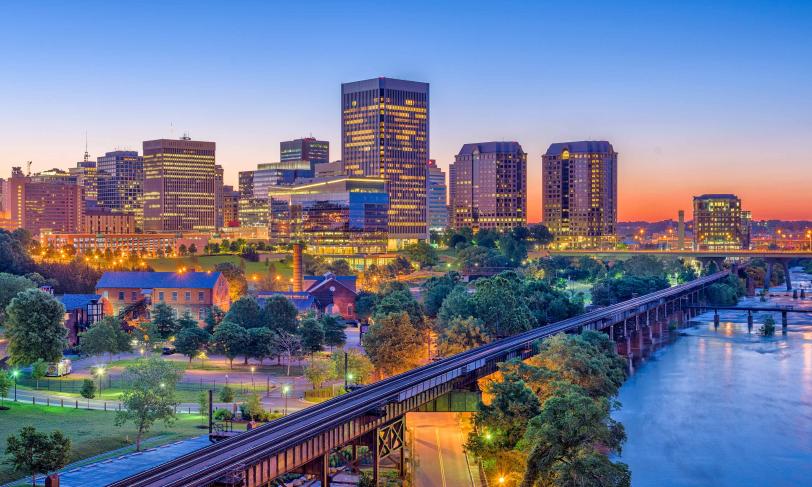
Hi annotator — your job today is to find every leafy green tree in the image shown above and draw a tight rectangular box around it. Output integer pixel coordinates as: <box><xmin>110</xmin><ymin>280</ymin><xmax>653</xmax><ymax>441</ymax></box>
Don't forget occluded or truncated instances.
<box><xmin>240</xmin><ymin>393</ymin><xmax>265</xmax><ymax>421</ymax></box>
<box><xmin>528</xmin><ymin>224</ymin><xmax>554</xmax><ymax>246</ymax></box>
<box><xmin>30</xmin><ymin>359</ymin><xmax>48</xmax><ymax>390</ymax></box>
<box><xmin>80</xmin><ymin>378</ymin><xmax>96</xmax><ymax>400</ymax></box>
<box><xmin>474</xmin><ymin>229</ymin><xmax>500</xmax><ymax>248</ymax></box>
<box><xmin>0</xmin><ymin>273</ymin><xmax>35</xmax><ymax>324</ymax></box>
<box><xmin>421</xmin><ymin>272</ymin><xmax>460</xmax><ymax>318</ymax></box>
<box><xmin>177</xmin><ymin>310</ymin><xmax>198</xmax><ymax>330</ymax></box>
<box><xmin>273</xmin><ymin>330</ymin><xmax>303</xmax><ymax>376</ymax></box>
<box><xmin>214</xmin><ymin>262</ymin><xmax>248</xmax><ymax>301</ymax></box>
<box><xmin>362</xmin><ymin>312</ymin><xmax>424</xmax><ymax>376</ymax></box>
<box><xmin>5</xmin><ymin>426</ymin><xmax>71</xmax><ymax>487</ymax></box>
<box><xmin>203</xmin><ymin>305</ymin><xmax>226</xmax><ymax>333</ymax></box>
<box><xmin>260</xmin><ymin>295</ymin><xmax>298</xmax><ymax>333</ymax></box>
<box><xmin>79</xmin><ymin>317</ymin><xmax>131</xmax><ymax>361</ymax></box>
<box><xmin>498</xmin><ymin>232</ymin><xmax>528</xmax><ymax>265</ymax></box>
<box><xmin>591</xmin><ymin>275</ymin><xmax>670</xmax><ymax>306</ymax></box>
<box><xmin>456</xmin><ymin>245</ymin><xmax>509</xmax><ymax>269</ymax></box>
<box><xmin>522</xmin><ymin>279</ymin><xmax>583</xmax><ymax>326</ymax></box>
<box><xmin>198</xmin><ymin>391</ymin><xmax>209</xmax><ymax>423</ymax></box>
<box><xmin>150</xmin><ymin>302</ymin><xmax>180</xmax><ymax>340</ymax></box>
<box><xmin>472</xmin><ymin>274</ymin><xmax>536</xmax><ymax>338</ymax></box>
<box><xmin>246</xmin><ymin>327</ymin><xmax>277</xmax><ymax>364</ymax></box>
<box><xmin>298</xmin><ymin>314</ymin><xmax>325</xmax><ymax>354</ymax></box>
<box><xmin>620</xmin><ymin>254</ymin><xmax>665</xmax><ymax>278</ymax></box>
<box><xmin>0</xmin><ymin>229</ymin><xmax>35</xmax><ymax>275</ymax></box>
<box><xmin>437</xmin><ymin>316</ymin><xmax>489</xmax><ymax>356</ymax></box>
<box><xmin>760</xmin><ymin>315</ymin><xmax>776</xmax><ymax>337</ymax></box>
<box><xmin>174</xmin><ymin>327</ymin><xmax>211</xmax><ymax>362</ymax></box>
<box><xmin>321</xmin><ymin>314</ymin><xmax>347</xmax><ymax>350</ymax></box>
<box><xmin>304</xmin><ymin>357</ymin><xmax>336</xmax><ymax>390</ymax></box>
<box><xmin>0</xmin><ymin>371</ymin><xmax>12</xmax><ymax>408</ymax></box>
<box><xmin>4</xmin><ymin>288</ymin><xmax>67</xmax><ymax>365</ymax></box>
<box><xmin>219</xmin><ymin>385</ymin><xmax>235</xmax><ymax>403</ymax></box>
<box><xmin>354</xmin><ymin>291</ymin><xmax>379</xmax><ymax>322</ymax></box>
<box><xmin>211</xmin><ymin>321</ymin><xmax>249</xmax><ymax>369</ymax></box>
<box><xmin>115</xmin><ymin>357</ymin><xmax>182</xmax><ymax>451</ymax></box>
<box><xmin>437</xmin><ymin>285</ymin><xmax>477</xmax><ymax>327</ymax></box>
<box><xmin>224</xmin><ymin>296</ymin><xmax>263</xmax><ymax>329</ymax></box>
<box><xmin>325</xmin><ymin>259</ymin><xmax>353</xmax><ymax>275</ymax></box>
<box><xmin>402</xmin><ymin>241</ymin><xmax>439</xmax><ymax>269</ymax></box>
<box><xmin>372</xmin><ymin>289</ymin><xmax>425</xmax><ymax>332</ymax></box>
<box><xmin>330</xmin><ymin>349</ymin><xmax>375</xmax><ymax>385</ymax></box>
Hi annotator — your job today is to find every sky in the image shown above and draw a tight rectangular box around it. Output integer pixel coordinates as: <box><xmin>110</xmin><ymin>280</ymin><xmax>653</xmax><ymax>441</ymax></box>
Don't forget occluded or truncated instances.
<box><xmin>1</xmin><ymin>0</ymin><xmax>810</xmax><ymax>222</ymax></box>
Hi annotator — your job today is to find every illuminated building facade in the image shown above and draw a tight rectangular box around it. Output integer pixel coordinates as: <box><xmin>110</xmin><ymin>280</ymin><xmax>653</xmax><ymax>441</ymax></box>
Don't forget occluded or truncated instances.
<box><xmin>142</xmin><ymin>137</ymin><xmax>217</xmax><ymax>232</ymax></box>
<box><xmin>82</xmin><ymin>208</ymin><xmax>136</xmax><ymax>234</ymax></box>
<box><xmin>6</xmin><ymin>167</ymin><xmax>84</xmax><ymax>235</ymax></box>
<box><xmin>542</xmin><ymin>141</ymin><xmax>617</xmax><ymax>248</ymax></box>
<box><xmin>449</xmin><ymin>142</ymin><xmax>526</xmax><ymax>231</ymax></box>
<box><xmin>693</xmin><ymin>194</ymin><xmax>751</xmax><ymax>250</ymax></box>
<box><xmin>42</xmin><ymin>232</ymin><xmax>209</xmax><ymax>256</ymax></box>
<box><xmin>222</xmin><ymin>185</ymin><xmax>240</xmax><ymax>227</ymax></box>
<box><xmin>281</xmin><ymin>138</ymin><xmax>329</xmax><ymax>166</ymax></box>
<box><xmin>215</xmin><ymin>165</ymin><xmax>224</xmax><ymax>230</ymax></box>
<box><xmin>341</xmin><ymin>77</ymin><xmax>429</xmax><ymax>245</ymax></box>
<box><xmin>268</xmin><ymin>176</ymin><xmax>389</xmax><ymax>255</ymax></box>
<box><xmin>70</xmin><ymin>158</ymin><xmax>98</xmax><ymax>204</ymax></box>
<box><xmin>96</xmin><ymin>151</ymin><xmax>144</xmax><ymax>227</ymax></box>
<box><xmin>426</xmin><ymin>159</ymin><xmax>449</xmax><ymax>231</ymax></box>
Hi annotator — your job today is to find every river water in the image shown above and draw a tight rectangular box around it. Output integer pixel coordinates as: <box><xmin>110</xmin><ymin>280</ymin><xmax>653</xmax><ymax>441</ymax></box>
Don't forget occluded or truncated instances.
<box><xmin>615</xmin><ymin>269</ymin><xmax>812</xmax><ymax>486</ymax></box>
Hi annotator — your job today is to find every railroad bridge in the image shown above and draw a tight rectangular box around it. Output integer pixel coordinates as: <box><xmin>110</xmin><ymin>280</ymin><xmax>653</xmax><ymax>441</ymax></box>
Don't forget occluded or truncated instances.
<box><xmin>110</xmin><ymin>272</ymin><xmax>730</xmax><ymax>487</ymax></box>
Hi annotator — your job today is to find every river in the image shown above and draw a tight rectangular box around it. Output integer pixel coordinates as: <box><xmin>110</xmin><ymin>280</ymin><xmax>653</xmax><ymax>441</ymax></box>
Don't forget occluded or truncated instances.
<box><xmin>614</xmin><ymin>269</ymin><xmax>812</xmax><ymax>486</ymax></box>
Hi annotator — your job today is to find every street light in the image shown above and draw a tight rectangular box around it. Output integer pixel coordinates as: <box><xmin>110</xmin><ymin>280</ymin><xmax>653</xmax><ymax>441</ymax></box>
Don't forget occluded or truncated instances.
<box><xmin>11</xmin><ymin>370</ymin><xmax>19</xmax><ymax>402</ymax></box>
<box><xmin>95</xmin><ymin>366</ymin><xmax>105</xmax><ymax>396</ymax></box>
<box><xmin>198</xmin><ymin>351</ymin><xmax>207</xmax><ymax>369</ymax></box>
<box><xmin>498</xmin><ymin>476</ymin><xmax>506</xmax><ymax>485</ymax></box>
<box><xmin>282</xmin><ymin>384</ymin><xmax>291</xmax><ymax>416</ymax></box>
<box><xmin>250</xmin><ymin>366</ymin><xmax>256</xmax><ymax>388</ymax></box>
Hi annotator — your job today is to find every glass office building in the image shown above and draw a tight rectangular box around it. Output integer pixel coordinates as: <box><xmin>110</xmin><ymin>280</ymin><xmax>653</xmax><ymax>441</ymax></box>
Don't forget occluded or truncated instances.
<box><xmin>268</xmin><ymin>176</ymin><xmax>389</xmax><ymax>255</ymax></box>
<box><xmin>280</xmin><ymin>138</ymin><xmax>329</xmax><ymax>166</ymax></box>
<box><xmin>693</xmin><ymin>194</ymin><xmax>751</xmax><ymax>250</ymax></box>
<box><xmin>96</xmin><ymin>151</ymin><xmax>144</xmax><ymax>222</ymax></box>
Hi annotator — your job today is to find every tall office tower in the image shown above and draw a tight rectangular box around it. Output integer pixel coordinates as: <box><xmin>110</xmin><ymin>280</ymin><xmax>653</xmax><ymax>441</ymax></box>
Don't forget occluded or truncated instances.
<box><xmin>222</xmin><ymin>185</ymin><xmax>240</xmax><ymax>227</ymax></box>
<box><xmin>70</xmin><ymin>157</ymin><xmax>98</xmax><ymax>205</ymax></box>
<box><xmin>542</xmin><ymin>141</ymin><xmax>618</xmax><ymax>248</ymax></box>
<box><xmin>341</xmin><ymin>77</ymin><xmax>429</xmax><ymax>245</ymax></box>
<box><xmin>6</xmin><ymin>167</ymin><xmax>83</xmax><ymax>235</ymax></box>
<box><xmin>280</xmin><ymin>138</ymin><xmax>329</xmax><ymax>166</ymax></box>
<box><xmin>142</xmin><ymin>137</ymin><xmax>217</xmax><ymax>232</ymax></box>
<box><xmin>449</xmin><ymin>142</ymin><xmax>527</xmax><ymax>231</ymax></box>
<box><xmin>215</xmin><ymin>165</ymin><xmax>224</xmax><ymax>230</ymax></box>
<box><xmin>693</xmin><ymin>194</ymin><xmax>751</xmax><ymax>250</ymax></box>
<box><xmin>238</xmin><ymin>170</ymin><xmax>264</xmax><ymax>228</ymax></box>
<box><xmin>426</xmin><ymin>159</ymin><xmax>449</xmax><ymax>231</ymax></box>
<box><xmin>96</xmin><ymin>151</ymin><xmax>144</xmax><ymax>222</ymax></box>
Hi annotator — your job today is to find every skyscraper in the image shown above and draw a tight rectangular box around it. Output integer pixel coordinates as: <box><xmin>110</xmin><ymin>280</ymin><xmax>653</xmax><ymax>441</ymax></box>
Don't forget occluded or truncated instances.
<box><xmin>426</xmin><ymin>159</ymin><xmax>448</xmax><ymax>231</ymax></box>
<box><xmin>341</xmin><ymin>77</ymin><xmax>429</xmax><ymax>245</ymax></box>
<box><xmin>542</xmin><ymin>141</ymin><xmax>618</xmax><ymax>248</ymax></box>
<box><xmin>449</xmin><ymin>142</ymin><xmax>527</xmax><ymax>231</ymax></box>
<box><xmin>6</xmin><ymin>167</ymin><xmax>84</xmax><ymax>235</ymax></box>
<box><xmin>142</xmin><ymin>137</ymin><xmax>217</xmax><ymax>232</ymax></box>
<box><xmin>280</xmin><ymin>138</ymin><xmax>329</xmax><ymax>166</ymax></box>
<box><xmin>222</xmin><ymin>185</ymin><xmax>240</xmax><ymax>227</ymax></box>
<box><xmin>693</xmin><ymin>194</ymin><xmax>751</xmax><ymax>250</ymax></box>
<box><xmin>215</xmin><ymin>164</ymin><xmax>224</xmax><ymax>230</ymax></box>
<box><xmin>70</xmin><ymin>157</ymin><xmax>98</xmax><ymax>205</ymax></box>
<box><xmin>96</xmin><ymin>150</ymin><xmax>144</xmax><ymax>220</ymax></box>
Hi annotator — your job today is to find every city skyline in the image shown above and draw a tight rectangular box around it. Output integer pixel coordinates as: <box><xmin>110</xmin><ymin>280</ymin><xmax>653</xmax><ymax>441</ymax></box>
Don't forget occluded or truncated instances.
<box><xmin>2</xmin><ymin>1</ymin><xmax>811</xmax><ymax>222</ymax></box>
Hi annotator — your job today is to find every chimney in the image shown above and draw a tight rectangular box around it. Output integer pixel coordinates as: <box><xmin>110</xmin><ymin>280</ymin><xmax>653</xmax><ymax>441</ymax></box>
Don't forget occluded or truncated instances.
<box><xmin>292</xmin><ymin>243</ymin><xmax>303</xmax><ymax>292</ymax></box>
<box><xmin>677</xmin><ymin>210</ymin><xmax>685</xmax><ymax>250</ymax></box>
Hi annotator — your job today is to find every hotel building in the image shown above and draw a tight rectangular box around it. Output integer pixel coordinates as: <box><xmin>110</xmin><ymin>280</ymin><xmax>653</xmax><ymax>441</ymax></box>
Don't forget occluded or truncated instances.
<box><xmin>427</xmin><ymin>159</ymin><xmax>449</xmax><ymax>231</ymax></box>
<box><xmin>5</xmin><ymin>167</ymin><xmax>84</xmax><ymax>235</ymax></box>
<box><xmin>96</xmin><ymin>150</ymin><xmax>144</xmax><ymax>224</ymax></box>
<box><xmin>341</xmin><ymin>77</ymin><xmax>429</xmax><ymax>245</ymax></box>
<box><xmin>142</xmin><ymin>137</ymin><xmax>218</xmax><ymax>232</ymax></box>
<box><xmin>542</xmin><ymin>141</ymin><xmax>618</xmax><ymax>248</ymax></box>
<box><xmin>693</xmin><ymin>194</ymin><xmax>751</xmax><ymax>250</ymax></box>
<box><xmin>449</xmin><ymin>142</ymin><xmax>527</xmax><ymax>231</ymax></box>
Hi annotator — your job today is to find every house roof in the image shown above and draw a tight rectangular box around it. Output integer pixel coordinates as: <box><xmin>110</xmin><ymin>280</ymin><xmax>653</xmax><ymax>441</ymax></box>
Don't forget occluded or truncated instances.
<box><xmin>304</xmin><ymin>274</ymin><xmax>358</xmax><ymax>294</ymax></box>
<box><xmin>57</xmin><ymin>294</ymin><xmax>101</xmax><ymax>311</ymax></box>
<box><xmin>256</xmin><ymin>292</ymin><xmax>317</xmax><ymax>313</ymax></box>
<box><xmin>96</xmin><ymin>271</ymin><xmax>222</xmax><ymax>290</ymax></box>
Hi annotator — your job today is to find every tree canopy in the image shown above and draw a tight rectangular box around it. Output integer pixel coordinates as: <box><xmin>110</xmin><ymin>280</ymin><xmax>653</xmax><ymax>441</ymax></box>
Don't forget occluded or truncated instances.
<box><xmin>4</xmin><ymin>288</ymin><xmax>67</xmax><ymax>365</ymax></box>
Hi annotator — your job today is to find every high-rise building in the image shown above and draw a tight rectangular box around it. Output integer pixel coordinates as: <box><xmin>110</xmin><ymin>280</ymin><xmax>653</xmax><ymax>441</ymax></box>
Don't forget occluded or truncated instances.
<box><xmin>426</xmin><ymin>159</ymin><xmax>449</xmax><ymax>231</ymax></box>
<box><xmin>315</xmin><ymin>160</ymin><xmax>345</xmax><ymax>179</ymax></box>
<box><xmin>215</xmin><ymin>165</ymin><xmax>224</xmax><ymax>230</ymax></box>
<box><xmin>449</xmin><ymin>142</ymin><xmax>527</xmax><ymax>231</ymax></box>
<box><xmin>6</xmin><ymin>167</ymin><xmax>84</xmax><ymax>235</ymax></box>
<box><xmin>70</xmin><ymin>153</ymin><xmax>98</xmax><ymax>205</ymax></box>
<box><xmin>341</xmin><ymin>77</ymin><xmax>429</xmax><ymax>245</ymax></box>
<box><xmin>268</xmin><ymin>176</ymin><xmax>389</xmax><ymax>256</ymax></box>
<box><xmin>542</xmin><ymin>141</ymin><xmax>618</xmax><ymax>248</ymax></box>
<box><xmin>280</xmin><ymin>138</ymin><xmax>329</xmax><ymax>166</ymax></box>
<box><xmin>222</xmin><ymin>185</ymin><xmax>240</xmax><ymax>227</ymax></box>
<box><xmin>142</xmin><ymin>137</ymin><xmax>217</xmax><ymax>232</ymax></box>
<box><xmin>96</xmin><ymin>150</ymin><xmax>144</xmax><ymax>222</ymax></box>
<box><xmin>693</xmin><ymin>194</ymin><xmax>751</xmax><ymax>250</ymax></box>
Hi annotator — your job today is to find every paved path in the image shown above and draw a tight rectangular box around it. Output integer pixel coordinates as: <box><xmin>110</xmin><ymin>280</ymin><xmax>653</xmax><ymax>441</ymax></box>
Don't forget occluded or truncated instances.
<box><xmin>409</xmin><ymin>412</ymin><xmax>478</xmax><ymax>487</ymax></box>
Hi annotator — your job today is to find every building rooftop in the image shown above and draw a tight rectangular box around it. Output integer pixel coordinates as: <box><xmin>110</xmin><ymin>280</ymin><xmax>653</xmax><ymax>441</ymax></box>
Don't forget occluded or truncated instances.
<box><xmin>458</xmin><ymin>142</ymin><xmax>524</xmax><ymax>156</ymax></box>
<box><xmin>256</xmin><ymin>292</ymin><xmax>317</xmax><ymax>313</ymax></box>
<box><xmin>57</xmin><ymin>294</ymin><xmax>102</xmax><ymax>311</ymax></box>
<box><xmin>96</xmin><ymin>272</ymin><xmax>222</xmax><ymax>289</ymax></box>
<box><xmin>694</xmin><ymin>194</ymin><xmax>740</xmax><ymax>200</ymax></box>
<box><xmin>545</xmin><ymin>141</ymin><xmax>615</xmax><ymax>156</ymax></box>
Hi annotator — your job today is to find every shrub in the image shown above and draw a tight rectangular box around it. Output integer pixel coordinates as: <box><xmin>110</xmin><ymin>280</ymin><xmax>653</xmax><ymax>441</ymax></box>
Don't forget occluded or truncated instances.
<box><xmin>213</xmin><ymin>408</ymin><xmax>233</xmax><ymax>421</ymax></box>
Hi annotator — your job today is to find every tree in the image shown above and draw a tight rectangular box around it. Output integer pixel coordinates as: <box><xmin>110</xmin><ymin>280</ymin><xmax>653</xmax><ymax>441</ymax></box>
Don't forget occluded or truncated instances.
<box><xmin>188</xmin><ymin>243</ymin><xmax>198</xmax><ymax>255</ymax></box>
<box><xmin>178</xmin><ymin>244</ymin><xmax>188</xmax><ymax>256</ymax></box>
<box><xmin>150</xmin><ymin>302</ymin><xmax>180</xmax><ymax>340</ymax></box>
<box><xmin>0</xmin><ymin>372</ymin><xmax>12</xmax><ymax>408</ymax></box>
<box><xmin>528</xmin><ymin>224</ymin><xmax>554</xmax><ymax>246</ymax></box>
<box><xmin>240</xmin><ymin>393</ymin><xmax>265</xmax><ymax>421</ymax></box>
<box><xmin>79</xmin><ymin>317</ymin><xmax>131</xmax><ymax>361</ymax></box>
<box><xmin>174</xmin><ymin>327</ymin><xmax>211</xmax><ymax>362</ymax></box>
<box><xmin>30</xmin><ymin>359</ymin><xmax>48</xmax><ymax>390</ymax></box>
<box><xmin>260</xmin><ymin>295</ymin><xmax>298</xmax><ymax>333</ymax></box>
<box><xmin>211</xmin><ymin>321</ymin><xmax>249</xmax><ymax>369</ymax></box>
<box><xmin>372</xmin><ymin>290</ymin><xmax>425</xmax><ymax>332</ymax></box>
<box><xmin>115</xmin><ymin>357</ymin><xmax>182</xmax><ymax>451</ymax></box>
<box><xmin>0</xmin><ymin>273</ymin><xmax>35</xmax><ymax>324</ymax></box>
<box><xmin>472</xmin><ymin>274</ymin><xmax>535</xmax><ymax>338</ymax></box>
<box><xmin>224</xmin><ymin>296</ymin><xmax>263</xmax><ymax>329</ymax></box>
<box><xmin>246</xmin><ymin>327</ymin><xmax>276</xmax><ymax>364</ymax></box>
<box><xmin>299</xmin><ymin>314</ymin><xmax>325</xmax><ymax>354</ymax></box>
<box><xmin>330</xmin><ymin>349</ymin><xmax>374</xmax><ymax>385</ymax></box>
<box><xmin>421</xmin><ymin>272</ymin><xmax>460</xmax><ymax>317</ymax></box>
<box><xmin>198</xmin><ymin>391</ymin><xmax>209</xmax><ymax>424</ymax></box>
<box><xmin>177</xmin><ymin>310</ymin><xmax>198</xmax><ymax>330</ymax></box>
<box><xmin>321</xmin><ymin>314</ymin><xmax>347</xmax><ymax>350</ymax></box>
<box><xmin>498</xmin><ymin>232</ymin><xmax>528</xmax><ymax>265</ymax></box>
<box><xmin>4</xmin><ymin>288</ymin><xmax>67</xmax><ymax>366</ymax></box>
<box><xmin>304</xmin><ymin>357</ymin><xmax>336</xmax><ymax>390</ymax></box>
<box><xmin>219</xmin><ymin>385</ymin><xmax>235</xmax><ymax>403</ymax></box>
<box><xmin>362</xmin><ymin>312</ymin><xmax>424</xmax><ymax>376</ymax></box>
<box><xmin>355</xmin><ymin>291</ymin><xmax>379</xmax><ymax>322</ymax></box>
<box><xmin>5</xmin><ymin>426</ymin><xmax>71</xmax><ymax>486</ymax></box>
<box><xmin>402</xmin><ymin>241</ymin><xmax>439</xmax><ymax>269</ymax></box>
<box><xmin>214</xmin><ymin>262</ymin><xmax>248</xmax><ymax>301</ymax></box>
<box><xmin>437</xmin><ymin>285</ymin><xmax>477</xmax><ymax>327</ymax></box>
<box><xmin>204</xmin><ymin>305</ymin><xmax>226</xmax><ymax>333</ymax></box>
<box><xmin>80</xmin><ymin>378</ymin><xmax>96</xmax><ymax>400</ymax></box>
<box><xmin>437</xmin><ymin>316</ymin><xmax>489</xmax><ymax>356</ymax></box>
<box><xmin>620</xmin><ymin>254</ymin><xmax>665</xmax><ymax>278</ymax></box>
<box><xmin>0</xmin><ymin>229</ymin><xmax>35</xmax><ymax>276</ymax></box>
<box><xmin>273</xmin><ymin>330</ymin><xmax>303</xmax><ymax>376</ymax></box>
<box><xmin>760</xmin><ymin>315</ymin><xmax>776</xmax><ymax>337</ymax></box>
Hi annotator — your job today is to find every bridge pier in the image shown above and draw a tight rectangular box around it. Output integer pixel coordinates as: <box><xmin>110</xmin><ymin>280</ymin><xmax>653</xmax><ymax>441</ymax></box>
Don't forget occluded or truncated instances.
<box><xmin>747</xmin><ymin>310</ymin><xmax>753</xmax><ymax>333</ymax></box>
<box><xmin>714</xmin><ymin>310</ymin><xmax>720</xmax><ymax>329</ymax></box>
<box><xmin>782</xmin><ymin>311</ymin><xmax>788</xmax><ymax>335</ymax></box>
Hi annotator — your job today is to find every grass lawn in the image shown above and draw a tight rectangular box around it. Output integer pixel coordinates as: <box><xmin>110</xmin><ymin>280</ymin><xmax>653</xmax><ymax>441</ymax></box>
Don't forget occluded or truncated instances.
<box><xmin>145</xmin><ymin>254</ymin><xmax>292</xmax><ymax>279</ymax></box>
<box><xmin>0</xmin><ymin>402</ymin><xmax>221</xmax><ymax>484</ymax></box>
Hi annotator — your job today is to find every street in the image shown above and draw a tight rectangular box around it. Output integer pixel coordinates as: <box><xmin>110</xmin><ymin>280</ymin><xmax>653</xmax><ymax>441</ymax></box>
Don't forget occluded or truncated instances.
<box><xmin>408</xmin><ymin>412</ymin><xmax>480</xmax><ymax>487</ymax></box>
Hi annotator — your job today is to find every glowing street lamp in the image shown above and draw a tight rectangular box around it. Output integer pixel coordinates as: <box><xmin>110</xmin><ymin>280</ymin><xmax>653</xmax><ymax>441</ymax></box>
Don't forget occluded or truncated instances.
<box><xmin>95</xmin><ymin>365</ymin><xmax>106</xmax><ymax>396</ymax></box>
<box><xmin>11</xmin><ymin>369</ymin><xmax>19</xmax><ymax>402</ymax></box>
<box><xmin>282</xmin><ymin>384</ymin><xmax>291</xmax><ymax>416</ymax></box>
<box><xmin>198</xmin><ymin>351</ymin><xmax>208</xmax><ymax>368</ymax></box>
<box><xmin>498</xmin><ymin>476</ymin><xmax>506</xmax><ymax>485</ymax></box>
<box><xmin>250</xmin><ymin>366</ymin><xmax>256</xmax><ymax>388</ymax></box>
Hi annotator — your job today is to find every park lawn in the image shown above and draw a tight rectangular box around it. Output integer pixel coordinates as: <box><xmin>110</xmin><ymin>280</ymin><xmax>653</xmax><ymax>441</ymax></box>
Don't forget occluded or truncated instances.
<box><xmin>145</xmin><ymin>254</ymin><xmax>292</xmax><ymax>279</ymax></box>
<box><xmin>0</xmin><ymin>402</ymin><xmax>218</xmax><ymax>484</ymax></box>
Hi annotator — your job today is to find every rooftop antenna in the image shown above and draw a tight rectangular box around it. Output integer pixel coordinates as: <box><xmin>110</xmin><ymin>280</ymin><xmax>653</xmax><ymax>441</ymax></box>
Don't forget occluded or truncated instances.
<box><xmin>83</xmin><ymin>131</ymin><xmax>90</xmax><ymax>162</ymax></box>
<box><xmin>170</xmin><ymin>122</ymin><xmax>175</xmax><ymax>139</ymax></box>
<box><xmin>181</xmin><ymin>131</ymin><xmax>191</xmax><ymax>141</ymax></box>
<box><xmin>26</xmin><ymin>161</ymin><xmax>32</xmax><ymax>176</ymax></box>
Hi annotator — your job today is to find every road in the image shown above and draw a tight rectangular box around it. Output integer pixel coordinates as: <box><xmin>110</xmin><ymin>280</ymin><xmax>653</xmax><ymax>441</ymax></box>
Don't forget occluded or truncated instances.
<box><xmin>408</xmin><ymin>412</ymin><xmax>479</xmax><ymax>487</ymax></box>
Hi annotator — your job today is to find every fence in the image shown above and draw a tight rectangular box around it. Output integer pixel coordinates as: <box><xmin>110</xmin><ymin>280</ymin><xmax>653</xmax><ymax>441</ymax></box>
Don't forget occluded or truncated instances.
<box><xmin>15</xmin><ymin>374</ymin><xmax>272</xmax><ymax>396</ymax></box>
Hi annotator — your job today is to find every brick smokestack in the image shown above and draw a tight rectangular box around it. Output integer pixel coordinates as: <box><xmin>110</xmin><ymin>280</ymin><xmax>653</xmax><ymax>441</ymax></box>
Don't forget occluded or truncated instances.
<box><xmin>292</xmin><ymin>243</ymin><xmax>303</xmax><ymax>292</ymax></box>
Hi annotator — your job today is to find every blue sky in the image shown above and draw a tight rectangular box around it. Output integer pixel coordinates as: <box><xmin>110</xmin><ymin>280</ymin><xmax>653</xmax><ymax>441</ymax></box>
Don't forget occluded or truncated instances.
<box><xmin>1</xmin><ymin>0</ymin><xmax>810</xmax><ymax>221</ymax></box>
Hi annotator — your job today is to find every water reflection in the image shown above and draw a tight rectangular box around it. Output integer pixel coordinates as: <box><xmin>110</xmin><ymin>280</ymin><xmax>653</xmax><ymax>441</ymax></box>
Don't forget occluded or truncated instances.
<box><xmin>614</xmin><ymin>269</ymin><xmax>812</xmax><ymax>486</ymax></box>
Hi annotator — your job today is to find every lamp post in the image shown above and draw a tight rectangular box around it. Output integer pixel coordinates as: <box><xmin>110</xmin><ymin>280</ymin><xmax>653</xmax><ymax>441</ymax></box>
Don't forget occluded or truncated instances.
<box><xmin>282</xmin><ymin>385</ymin><xmax>290</xmax><ymax>416</ymax></box>
<box><xmin>95</xmin><ymin>366</ymin><xmax>105</xmax><ymax>397</ymax></box>
<box><xmin>250</xmin><ymin>366</ymin><xmax>255</xmax><ymax>389</ymax></box>
<box><xmin>343</xmin><ymin>351</ymin><xmax>349</xmax><ymax>390</ymax></box>
<box><xmin>12</xmin><ymin>370</ymin><xmax>19</xmax><ymax>402</ymax></box>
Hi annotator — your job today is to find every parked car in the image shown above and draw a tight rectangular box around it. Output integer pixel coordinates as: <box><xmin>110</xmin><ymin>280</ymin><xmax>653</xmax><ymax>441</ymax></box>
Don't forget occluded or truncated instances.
<box><xmin>161</xmin><ymin>346</ymin><xmax>176</xmax><ymax>355</ymax></box>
